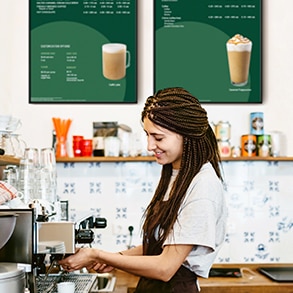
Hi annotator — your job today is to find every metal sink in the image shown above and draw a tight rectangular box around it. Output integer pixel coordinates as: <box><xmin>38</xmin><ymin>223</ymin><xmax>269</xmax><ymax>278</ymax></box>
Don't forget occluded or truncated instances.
<box><xmin>90</xmin><ymin>273</ymin><xmax>116</xmax><ymax>292</ymax></box>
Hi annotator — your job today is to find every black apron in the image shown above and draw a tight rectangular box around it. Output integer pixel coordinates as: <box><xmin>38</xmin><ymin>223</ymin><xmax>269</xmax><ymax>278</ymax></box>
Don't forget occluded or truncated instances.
<box><xmin>134</xmin><ymin>212</ymin><xmax>199</xmax><ymax>293</ymax></box>
<box><xmin>134</xmin><ymin>265</ymin><xmax>199</xmax><ymax>293</ymax></box>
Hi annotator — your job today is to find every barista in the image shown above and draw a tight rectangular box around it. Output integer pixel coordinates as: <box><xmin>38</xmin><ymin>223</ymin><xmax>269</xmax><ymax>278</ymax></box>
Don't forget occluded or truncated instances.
<box><xmin>59</xmin><ymin>87</ymin><xmax>227</xmax><ymax>293</ymax></box>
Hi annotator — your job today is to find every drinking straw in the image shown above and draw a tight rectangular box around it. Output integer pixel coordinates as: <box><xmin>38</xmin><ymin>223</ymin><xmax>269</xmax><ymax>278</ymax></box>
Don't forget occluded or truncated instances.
<box><xmin>52</xmin><ymin>117</ymin><xmax>72</xmax><ymax>157</ymax></box>
<box><xmin>52</xmin><ymin>117</ymin><xmax>72</xmax><ymax>137</ymax></box>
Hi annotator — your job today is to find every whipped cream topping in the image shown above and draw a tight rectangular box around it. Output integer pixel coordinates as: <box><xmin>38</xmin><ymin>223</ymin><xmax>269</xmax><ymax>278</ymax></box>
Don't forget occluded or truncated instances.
<box><xmin>226</xmin><ymin>34</ymin><xmax>252</xmax><ymax>51</ymax></box>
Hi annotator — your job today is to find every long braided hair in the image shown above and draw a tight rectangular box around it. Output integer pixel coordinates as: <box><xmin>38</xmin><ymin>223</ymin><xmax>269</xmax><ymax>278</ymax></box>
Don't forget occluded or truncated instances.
<box><xmin>141</xmin><ymin>87</ymin><xmax>222</xmax><ymax>254</ymax></box>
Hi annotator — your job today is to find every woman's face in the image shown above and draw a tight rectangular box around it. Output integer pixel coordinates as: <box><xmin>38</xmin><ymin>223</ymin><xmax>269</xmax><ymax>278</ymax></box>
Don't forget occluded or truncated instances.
<box><xmin>143</xmin><ymin>117</ymin><xmax>184</xmax><ymax>169</ymax></box>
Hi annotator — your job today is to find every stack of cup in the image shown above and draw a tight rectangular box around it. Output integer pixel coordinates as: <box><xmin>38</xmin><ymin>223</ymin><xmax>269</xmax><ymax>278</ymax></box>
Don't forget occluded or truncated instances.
<box><xmin>72</xmin><ymin>136</ymin><xmax>93</xmax><ymax>157</ymax></box>
<box><xmin>72</xmin><ymin>136</ymin><xmax>83</xmax><ymax>157</ymax></box>
<box><xmin>81</xmin><ymin>139</ymin><xmax>93</xmax><ymax>156</ymax></box>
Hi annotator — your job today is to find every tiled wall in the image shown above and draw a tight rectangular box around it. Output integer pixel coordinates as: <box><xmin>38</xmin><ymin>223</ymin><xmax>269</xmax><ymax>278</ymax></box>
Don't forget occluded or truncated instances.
<box><xmin>56</xmin><ymin>159</ymin><xmax>293</xmax><ymax>264</ymax></box>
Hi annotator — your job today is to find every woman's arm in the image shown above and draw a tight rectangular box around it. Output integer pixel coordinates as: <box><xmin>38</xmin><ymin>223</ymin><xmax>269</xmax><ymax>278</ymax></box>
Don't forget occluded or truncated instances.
<box><xmin>59</xmin><ymin>244</ymin><xmax>193</xmax><ymax>282</ymax></box>
<box><xmin>119</xmin><ymin>245</ymin><xmax>143</xmax><ymax>256</ymax></box>
<box><xmin>88</xmin><ymin>245</ymin><xmax>144</xmax><ymax>273</ymax></box>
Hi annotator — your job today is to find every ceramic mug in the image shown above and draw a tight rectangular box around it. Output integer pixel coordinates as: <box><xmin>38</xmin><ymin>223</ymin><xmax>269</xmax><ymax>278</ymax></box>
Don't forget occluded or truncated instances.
<box><xmin>7</xmin><ymin>194</ymin><xmax>27</xmax><ymax>208</ymax></box>
<box><xmin>57</xmin><ymin>282</ymin><xmax>75</xmax><ymax>293</ymax></box>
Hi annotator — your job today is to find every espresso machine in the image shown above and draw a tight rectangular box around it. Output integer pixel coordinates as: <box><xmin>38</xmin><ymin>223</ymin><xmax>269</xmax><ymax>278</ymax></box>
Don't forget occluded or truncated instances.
<box><xmin>0</xmin><ymin>208</ymin><xmax>113</xmax><ymax>293</ymax></box>
<box><xmin>0</xmin><ymin>209</ymin><xmax>35</xmax><ymax>293</ymax></box>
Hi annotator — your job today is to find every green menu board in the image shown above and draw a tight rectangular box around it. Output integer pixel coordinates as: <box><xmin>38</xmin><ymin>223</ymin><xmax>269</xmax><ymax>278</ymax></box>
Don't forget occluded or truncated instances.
<box><xmin>30</xmin><ymin>0</ymin><xmax>137</xmax><ymax>103</ymax></box>
<box><xmin>155</xmin><ymin>0</ymin><xmax>262</xmax><ymax>103</ymax></box>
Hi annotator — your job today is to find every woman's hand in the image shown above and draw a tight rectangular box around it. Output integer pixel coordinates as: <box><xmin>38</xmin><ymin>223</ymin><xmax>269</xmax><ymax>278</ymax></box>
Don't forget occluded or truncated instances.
<box><xmin>59</xmin><ymin>247</ymin><xmax>102</xmax><ymax>272</ymax></box>
<box><xmin>58</xmin><ymin>244</ymin><xmax>193</xmax><ymax>282</ymax></box>
<box><xmin>92</xmin><ymin>263</ymin><xmax>115</xmax><ymax>273</ymax></box>
<box><xmin>59</xmin><ymin>245</ymin><xmax>143</xmax><ymax>273</ymax></box>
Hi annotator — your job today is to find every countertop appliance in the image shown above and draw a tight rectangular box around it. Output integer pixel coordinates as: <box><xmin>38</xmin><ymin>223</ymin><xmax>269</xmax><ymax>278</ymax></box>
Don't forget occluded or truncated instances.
<box><xmin>0</xmin><ymin>209</ymin><xmax>34</xmax><ymax>293</ymax></box>
<box><xmin>0</xmin><ymin>208</ymin><xmax>112</xmax><ymax>293</ymax></box>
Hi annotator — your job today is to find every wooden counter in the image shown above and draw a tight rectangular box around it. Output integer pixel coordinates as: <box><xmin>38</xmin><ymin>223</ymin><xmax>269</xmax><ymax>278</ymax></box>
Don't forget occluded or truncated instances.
<box><xmin>112</xmin><ymin>264</ymin><xmax>293</xmax><ymax>293</ymax></box>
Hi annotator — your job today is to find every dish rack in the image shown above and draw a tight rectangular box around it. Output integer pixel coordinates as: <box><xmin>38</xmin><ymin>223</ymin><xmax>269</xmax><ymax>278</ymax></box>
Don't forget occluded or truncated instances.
<box><xmin>36</xmin><ymin>273</ymin><xmax>97</xmax><ymax>293</ymax></box>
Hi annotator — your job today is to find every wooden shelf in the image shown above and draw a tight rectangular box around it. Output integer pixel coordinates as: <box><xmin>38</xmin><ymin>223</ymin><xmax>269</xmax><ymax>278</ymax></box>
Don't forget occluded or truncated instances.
<box><xmin>1</xmin><ymin>155</ymin><xmax>293</xmax><ymax>166</ymax></box>
<box><xmin>56</xmin><ymin>156</ymin><xmax>156</xmax><ymax>163</ymax></box>
<box><xmin>0</xmin><ymin>155</ymin><xmax>21</xmax><ymax>166</ymax></box>
<box><xmin>55</xmin><ymin>156</ymin><xmax>293</xmax><ymax>163</ymax></box>
<box><xmin>220</xmin><ymin>156</ymin><xmax>293</xmax><ymax>162</ymax></box>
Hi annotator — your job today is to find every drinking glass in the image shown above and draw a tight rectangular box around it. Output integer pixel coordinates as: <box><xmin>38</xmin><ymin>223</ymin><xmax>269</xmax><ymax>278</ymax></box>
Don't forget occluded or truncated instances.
<box><xmin>23</xmin><ymin>148</ymin><xmax>40</xmax><ymax>166</ymax></box>
<box><xmin>2</xmin><ymin>165</ymin><xmax>19</xmax><ymax>188</ymax></box>
<box><xmin>18</xmin><ymin>148</ymin><xmax>40</xmax><ymax>203</ymax></box>
<box><xmin>38</xmin><ymin>148</ymin><xmax>57</xmax><ymax>204</ymax></box>
<box><xmin>18</xmin><ymin>158</ymin><xmax>38</xmax><ymax>204</ymax></box>
<box><xmin>0</xmin><ymin>132</ymin><xmax>15</xmax><ymax>157</ymax></box>
<box><xmin>10</xmin><ymin>134</ymin><xmax>27</xmax><ymax>158</ymax></box>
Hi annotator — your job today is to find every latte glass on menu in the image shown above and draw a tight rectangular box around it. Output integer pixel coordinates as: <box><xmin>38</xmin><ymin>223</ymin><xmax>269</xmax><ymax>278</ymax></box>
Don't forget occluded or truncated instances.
<box><xmin>102</xmin><ymin>43</ymin><xmax>130</xmax><ymax>80</ymax></box>
<box><xmin>226</xmin><ymin>34</ymin><xmax>252</xmax><ymax>86</ymax></box>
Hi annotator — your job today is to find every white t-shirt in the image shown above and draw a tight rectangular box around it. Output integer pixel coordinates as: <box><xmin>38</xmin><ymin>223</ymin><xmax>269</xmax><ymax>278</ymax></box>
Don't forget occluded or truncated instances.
<box><xmin>163</xmin><ymin>162</ymin><xmax>227</xmax><ymax>278</ymax></box>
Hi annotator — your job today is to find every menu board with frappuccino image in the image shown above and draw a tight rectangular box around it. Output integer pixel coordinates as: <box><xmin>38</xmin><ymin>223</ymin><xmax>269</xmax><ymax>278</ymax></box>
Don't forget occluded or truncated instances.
<box><xmin>155</xmin><ymin>0</ymin><xmax>262</xmax><ymax>103</ymax></box>
<box><xmin>30</xmin><ymin>0</ymin><xmax>137</xmax><ymax>103</ymax></box>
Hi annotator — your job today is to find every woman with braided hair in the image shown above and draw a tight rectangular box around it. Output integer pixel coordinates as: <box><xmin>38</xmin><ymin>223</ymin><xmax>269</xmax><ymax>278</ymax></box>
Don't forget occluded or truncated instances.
<box><xmin>59</xmin><ymin>87</ymin><xmax>227</xmax><ymax>293</ymax></box>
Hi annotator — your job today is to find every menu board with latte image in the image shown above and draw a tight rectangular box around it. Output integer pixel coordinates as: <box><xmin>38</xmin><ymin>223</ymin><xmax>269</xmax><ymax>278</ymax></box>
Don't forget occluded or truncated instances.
<box><xmin>155</xmin><ymin>0</ymin><xmax>262</xmax><ymax>103</ymax></box>
<box><xmin>30</xmin><ymin>1</ymin><xmax>137</xmax><ymax>103</ymax></box>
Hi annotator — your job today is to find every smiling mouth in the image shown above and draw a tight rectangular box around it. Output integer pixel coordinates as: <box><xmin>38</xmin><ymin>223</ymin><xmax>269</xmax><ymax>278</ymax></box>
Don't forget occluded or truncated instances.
<box><xmin>154</xmin><ymin>151</ymin><xmax>163</xmax><ymax>158</ymax></box>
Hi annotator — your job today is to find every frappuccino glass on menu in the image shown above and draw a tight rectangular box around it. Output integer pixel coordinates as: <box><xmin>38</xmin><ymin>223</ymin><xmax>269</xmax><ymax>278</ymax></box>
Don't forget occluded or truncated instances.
<box><xmin>226</xmin><ymin>34</ymin><xmax>252</xmax><ymax>86</ymax></box>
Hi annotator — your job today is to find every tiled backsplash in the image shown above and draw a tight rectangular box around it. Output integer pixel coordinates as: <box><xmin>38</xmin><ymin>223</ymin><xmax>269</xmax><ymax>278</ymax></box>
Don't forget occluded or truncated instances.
<box><xmin>56</xmin><ymin>159</ymin><xmax>293</xmax><ymax>264</ymax></box>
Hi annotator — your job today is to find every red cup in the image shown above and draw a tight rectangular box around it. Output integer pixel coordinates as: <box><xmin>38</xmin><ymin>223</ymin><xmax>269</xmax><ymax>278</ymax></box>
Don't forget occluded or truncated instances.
<box><xmin>81</xmin><ymin>139</ymin><xmax>93</xmax><ymax>157</ymax></box>
<box><xmin>72</xmin><ymin>135</ymin><xmax>83</xmax><ymax>157</ymax></box>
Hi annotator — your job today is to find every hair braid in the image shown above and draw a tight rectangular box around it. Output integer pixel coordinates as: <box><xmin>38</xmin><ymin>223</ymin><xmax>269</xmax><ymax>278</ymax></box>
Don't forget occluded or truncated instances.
<box><xmin>141</xmin><ymin>87</ymin><xmax>222</xmax><ymax>254</ymax></box>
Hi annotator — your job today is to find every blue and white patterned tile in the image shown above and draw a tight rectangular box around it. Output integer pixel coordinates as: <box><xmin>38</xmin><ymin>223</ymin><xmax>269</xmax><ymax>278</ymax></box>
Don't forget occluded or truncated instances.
<box><xmin>56</xmin><ymin>160</ymin><xmax>293</xmax><ymax>262</ymax></box>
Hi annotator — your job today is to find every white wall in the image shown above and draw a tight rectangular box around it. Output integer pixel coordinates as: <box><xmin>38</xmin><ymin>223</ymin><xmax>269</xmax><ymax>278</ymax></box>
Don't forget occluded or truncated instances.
<box><xmin>1</xmin><ymin>1</ymin><xmax>293</xmax><ymax>155</ymax></box>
